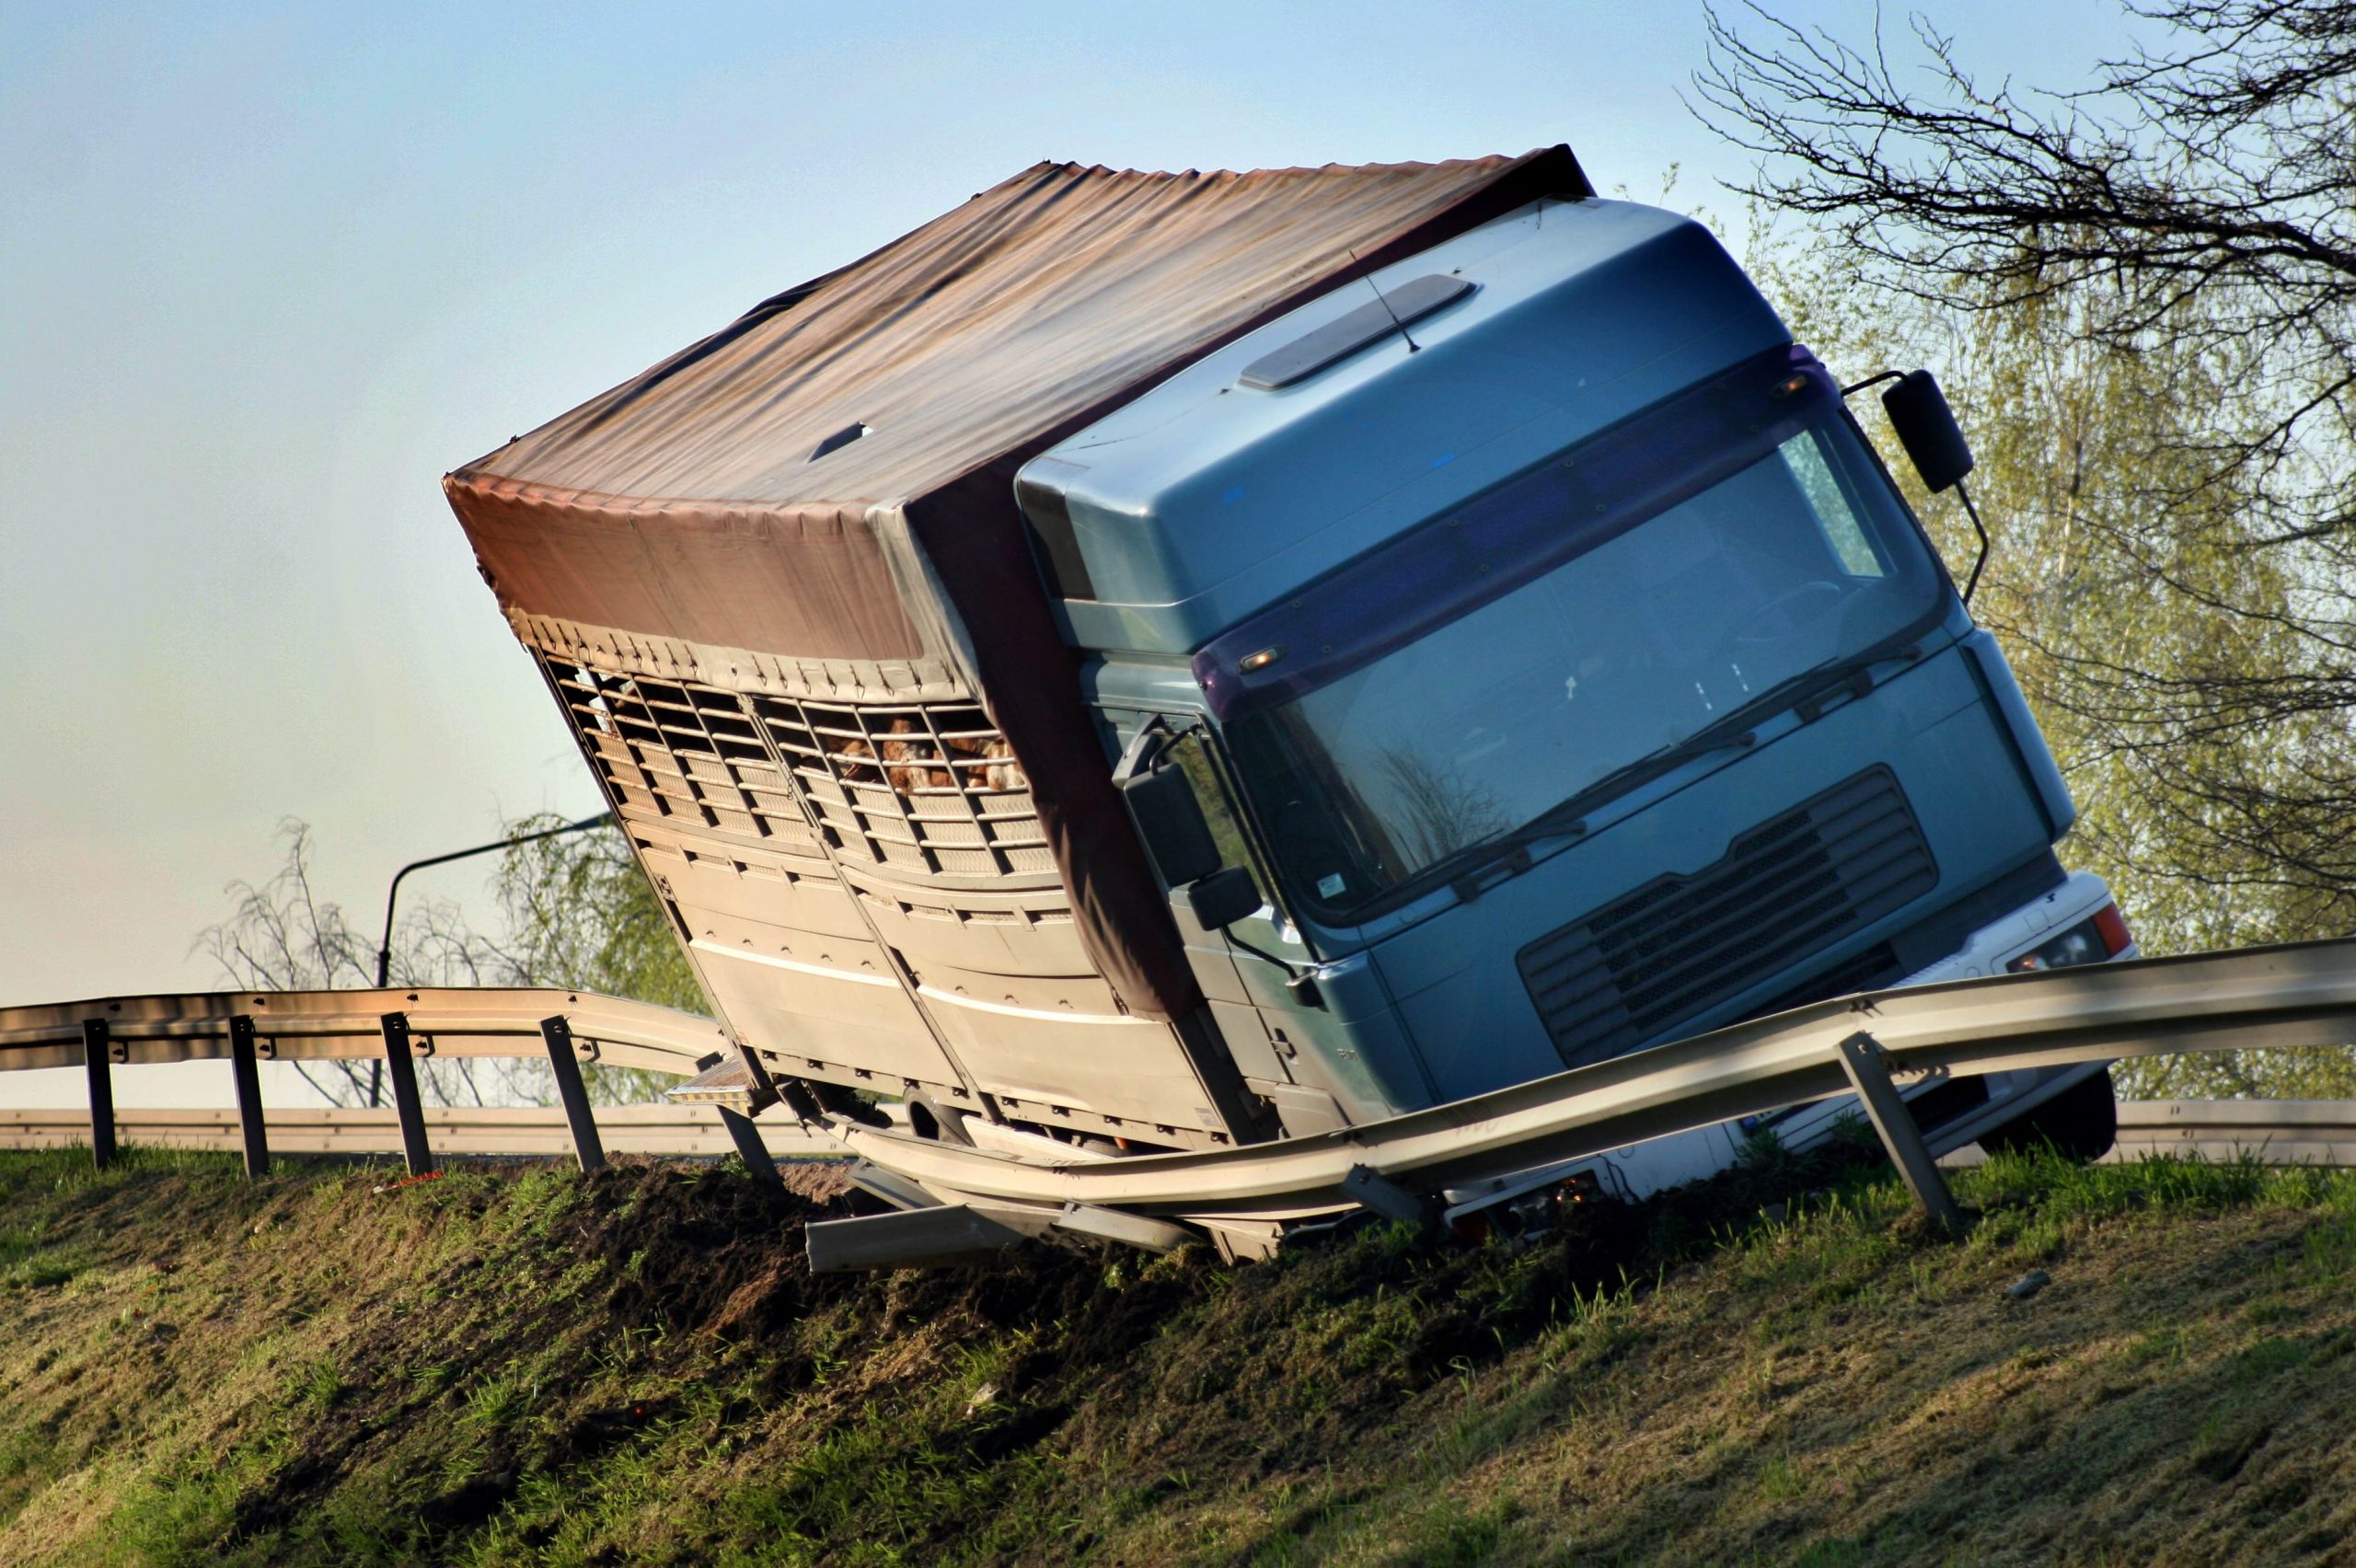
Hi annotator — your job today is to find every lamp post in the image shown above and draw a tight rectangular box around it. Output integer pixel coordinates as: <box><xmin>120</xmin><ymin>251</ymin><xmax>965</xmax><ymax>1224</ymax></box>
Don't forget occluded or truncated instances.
<box><xmin>374</xmin><ymin>811</ymin><xmax>615</xmax><ymax>986</ymax></box>
<box><xmin>356</xmin><ymin>811</ymin><xmax>613</xmax><ymax>1109</ymax></box>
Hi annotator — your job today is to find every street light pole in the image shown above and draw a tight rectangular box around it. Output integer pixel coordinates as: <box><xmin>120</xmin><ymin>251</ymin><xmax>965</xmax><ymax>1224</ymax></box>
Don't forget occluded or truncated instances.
<box><xmin>374</xmin><ymin>812</ymin><xmax>616</xmax><ymax>986</ymax></box>
<box><xmin>358</xmin><ymin>811</ymin><xmax>613</xmax><ymax>1110</ymax></box>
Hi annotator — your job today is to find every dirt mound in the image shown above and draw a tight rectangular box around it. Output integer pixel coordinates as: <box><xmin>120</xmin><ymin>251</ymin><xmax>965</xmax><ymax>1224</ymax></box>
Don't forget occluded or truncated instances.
<box><xmin>563</xmin><ymin>1163</ymin><xmax>846</xmax><ymax>1338</ymax></box>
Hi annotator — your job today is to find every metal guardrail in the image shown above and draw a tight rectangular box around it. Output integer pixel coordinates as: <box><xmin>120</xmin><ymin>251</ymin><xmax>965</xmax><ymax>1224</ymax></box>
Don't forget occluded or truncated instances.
<box><xmin>2</xmin><ymin>1099</ymin><xmax>2340</xmax><ymax>1170</ymax></box>
<box><xmin>2114</xmin><ymin>1100</ymin><xmax>2356</xmax><ymax>1167</ymax></box>
<box><xmin>0</xmin><ymin>1105</ymin><xmax>843</xmax><ymax>1160</ymax></box>
<box><xmin>7</xmin><ymin>940</ymin><xmax>2356</xmax><ymax>1265</ymax></box>
<box><xmin>814</xmin><ymin>939</ymin><xmax>2356</xmax><ymax>1232</ymax></box>
<box><xmin>0</xmin><ymin>986</ymin><xmax>733</xmax><ymax>1074</ymax></box>
<box><xmin>0</xmin><ymin>986</ymin><xmax>823</xmax><ymax>1182</ymax></box>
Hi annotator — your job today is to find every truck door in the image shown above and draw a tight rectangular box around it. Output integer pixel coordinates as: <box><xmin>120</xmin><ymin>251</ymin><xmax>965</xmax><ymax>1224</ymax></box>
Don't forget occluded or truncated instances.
<box><xmin>1120</xmin><ymin>721</ymin><xmax>1390</xmax><ymax>1136</ymax></box>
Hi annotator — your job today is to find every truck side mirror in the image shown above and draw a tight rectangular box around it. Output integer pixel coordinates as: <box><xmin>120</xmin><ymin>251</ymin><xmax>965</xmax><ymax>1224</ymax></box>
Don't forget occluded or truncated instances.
<box><xmin>1881</xmin><ymin>370</ymin><xmax>1975</xmax><ymax>493</ymax></box>
<box><xmin>1120</xmin><ymin>765</ymin><xmax>1223</xmax><ymax>888</ymax></box>
<box><xmin>1172</xmin><ymin>866</ymin><xmax>1263</xmax><ymax>931</ymax></box>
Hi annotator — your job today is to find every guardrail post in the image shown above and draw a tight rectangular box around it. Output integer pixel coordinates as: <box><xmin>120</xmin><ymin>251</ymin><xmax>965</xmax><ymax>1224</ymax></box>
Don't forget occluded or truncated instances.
<box><xmin>715</xmin><ymin>1106</ymin><xmax>786</xmax><ymax>1193</ymax></box>
<box><xmin>539</xmin><ymin>1016</ymin><xmax>606</xmax><ymax>1174</ymax></box>
<box><xmin>227</xmin><ymin>1014</ymin><xmax>269</xmax><ymax>1179</ymax></box>
<box><xmin>378</xmin><ymin>1013</ymin><xmax>435</xmax><ymax>1177</ymax></box>
<box><xmin>1837</xmin><ymin>1031</ymin><xmax>1964</xmax><ymax>1234</ymax></box>
<box><xmin>81</xmin><ymin>1019</ymin><xmax>116</xmax><ymax>1171</ymax></box>
<box><xmin>1343</xmin><ymin>1164</ymin><xmax>1438</xmax><ymax>1233</ymax></box>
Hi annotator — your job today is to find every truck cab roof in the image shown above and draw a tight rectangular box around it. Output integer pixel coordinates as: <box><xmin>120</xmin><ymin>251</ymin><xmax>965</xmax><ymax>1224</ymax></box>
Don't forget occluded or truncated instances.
<box><xmin>1016</xmin><ymin>198</ymin><xmax>1791</xmax><ymax>660</ymax></box>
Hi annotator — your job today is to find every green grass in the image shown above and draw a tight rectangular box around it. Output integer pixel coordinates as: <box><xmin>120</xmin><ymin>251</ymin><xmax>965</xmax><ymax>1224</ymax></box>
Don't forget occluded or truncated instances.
<box><xmin>2</xmin><ymin>1141</ymin><xmax>2356</xmax><ymax>1563</ymax></box>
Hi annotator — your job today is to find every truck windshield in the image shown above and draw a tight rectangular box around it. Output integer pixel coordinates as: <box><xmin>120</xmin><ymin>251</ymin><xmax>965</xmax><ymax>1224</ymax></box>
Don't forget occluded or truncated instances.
<box><xmin>1224</xmin><ymin>413</ymin><xmax>1945</xmax><ymax>919</ymax></box>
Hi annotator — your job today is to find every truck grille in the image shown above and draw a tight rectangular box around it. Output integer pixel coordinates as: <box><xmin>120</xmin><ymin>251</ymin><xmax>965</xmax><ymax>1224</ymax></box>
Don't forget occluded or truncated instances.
<box><xmin>1519</xmin><ymin>767</ymin><xmax>1936</xmax><ymax>1068</ymax></box>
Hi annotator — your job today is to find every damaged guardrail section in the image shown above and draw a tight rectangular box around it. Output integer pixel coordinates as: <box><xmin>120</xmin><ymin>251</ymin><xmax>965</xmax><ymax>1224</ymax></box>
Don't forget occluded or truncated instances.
<box><xmin>811</xmin><ymin>939</ymin><xmax>2356</xmax><ymax>1260</ymax></box>
<box><xmin>5</xmin><ymin>940</ymin><xmax>2356</xmax><ymax>1268</ymax></box>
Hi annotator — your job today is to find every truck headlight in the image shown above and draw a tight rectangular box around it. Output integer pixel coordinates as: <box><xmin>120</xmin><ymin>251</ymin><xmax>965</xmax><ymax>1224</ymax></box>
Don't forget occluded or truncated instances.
<box><xmin>2007</xmin><ymin>904</ymin><xmax>2132</xmax><ymax>972</ymax></box>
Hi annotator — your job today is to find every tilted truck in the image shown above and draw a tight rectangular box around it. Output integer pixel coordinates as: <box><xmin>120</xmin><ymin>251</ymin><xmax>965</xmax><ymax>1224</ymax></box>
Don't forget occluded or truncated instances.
<box><xmin>444</xmin><ymin>146</ymin><xmax>2133</xmax><ymax>1246</ymax></box>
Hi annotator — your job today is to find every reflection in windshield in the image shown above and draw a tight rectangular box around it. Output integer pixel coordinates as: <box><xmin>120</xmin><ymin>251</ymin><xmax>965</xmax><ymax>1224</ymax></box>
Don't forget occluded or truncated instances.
<box><xmin>1224</xmin><ymin>415</ymin><xmax>1942</xmax><ymax>918</ymax></box>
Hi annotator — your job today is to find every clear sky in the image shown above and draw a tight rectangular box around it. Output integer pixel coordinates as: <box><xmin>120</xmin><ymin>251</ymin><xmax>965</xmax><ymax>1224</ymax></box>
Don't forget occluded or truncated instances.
<box><xmin>0</xmin><ymin>0</ymin><xmax>2151</xmax><ymax>1107</ymax></box>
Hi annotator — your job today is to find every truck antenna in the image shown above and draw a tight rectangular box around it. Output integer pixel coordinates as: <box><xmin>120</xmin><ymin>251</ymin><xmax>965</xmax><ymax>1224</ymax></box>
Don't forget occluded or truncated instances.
<box><xmin>1346</xmin><ymin>247</ymin><xmax>1420</xmax><ymax>354</ymax></box>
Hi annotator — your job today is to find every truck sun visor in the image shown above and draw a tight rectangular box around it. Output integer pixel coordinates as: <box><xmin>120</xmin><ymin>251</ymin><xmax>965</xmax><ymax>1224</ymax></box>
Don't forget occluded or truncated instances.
<box><xmin>1195</xmin><ymin>345</ymin><xmax>1835</xmax><ymax>721</ymax></box>
<box><xmin>1239</xmin><ymin>274</ymin><xmax>1476</xmax><ymax>390</ymax></box>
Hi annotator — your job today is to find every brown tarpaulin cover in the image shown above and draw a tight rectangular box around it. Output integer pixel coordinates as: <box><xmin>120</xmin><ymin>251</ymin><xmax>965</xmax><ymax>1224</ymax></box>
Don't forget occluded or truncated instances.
<box><xmin>447</xmin><ymin>148</ymin><xmax>1593</xmax><ymax>1020</ymax></box>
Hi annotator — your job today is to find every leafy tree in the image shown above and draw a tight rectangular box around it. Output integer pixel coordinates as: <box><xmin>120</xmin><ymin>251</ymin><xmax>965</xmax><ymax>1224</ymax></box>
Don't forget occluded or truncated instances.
<box><xmin>1753</xmin><ymin>234</ymin><xmax>2356</xmax><ymax>1094</ymax></box>
<box><xmin>484</xmin><ymin>812</ymin><xmax>704</xmax><ymax>1104</ymax></box>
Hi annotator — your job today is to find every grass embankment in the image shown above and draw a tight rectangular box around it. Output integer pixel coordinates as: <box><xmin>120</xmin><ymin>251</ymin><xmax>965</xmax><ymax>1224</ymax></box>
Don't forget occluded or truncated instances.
<box><xmin>0</xmin><ymin>1135</ymin><xmax>2353</xmax><ymax>1565</ymax></box>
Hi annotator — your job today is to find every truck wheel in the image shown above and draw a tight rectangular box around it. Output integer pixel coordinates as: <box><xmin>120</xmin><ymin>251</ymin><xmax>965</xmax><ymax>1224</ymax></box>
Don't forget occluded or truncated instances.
<box><xmin>1981</xmin><ymin>1069</ymin><xmax>2117</xmax><ymax>1162</ymax></box>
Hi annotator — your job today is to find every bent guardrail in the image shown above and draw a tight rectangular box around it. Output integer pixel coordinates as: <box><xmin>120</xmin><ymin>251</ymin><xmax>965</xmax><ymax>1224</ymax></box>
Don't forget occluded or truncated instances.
<box><xmin>6</xmin><ymin>940</ymin><xmax>2356</xmax><ymax>1265</ymax></box>
<box><xmin>5</xmin><ymin>1100</ymin><xmax>2335</xmax><ymax>1169</ymax></box>
<box><xmin>805</xmin><ymin>938</ymin><xmax>2356</xmax><ymax>1258</ymax></box>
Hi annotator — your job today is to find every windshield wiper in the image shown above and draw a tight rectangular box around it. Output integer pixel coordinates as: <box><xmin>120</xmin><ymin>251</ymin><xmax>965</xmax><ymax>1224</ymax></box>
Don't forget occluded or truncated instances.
<box><xmin>1703</xmin><ymin>640</ymin><xmax>1922</xmax><ymax>747</ymax></box>
<box><xmin>1435</xmin><ymin>641</ymin><xmax>1922</xmax><ymax>907</ymax></box>
<box><xmin>1432</xmin><ymin>727</ymin><xmax>1761</xmax><ymax>905</ymax></box>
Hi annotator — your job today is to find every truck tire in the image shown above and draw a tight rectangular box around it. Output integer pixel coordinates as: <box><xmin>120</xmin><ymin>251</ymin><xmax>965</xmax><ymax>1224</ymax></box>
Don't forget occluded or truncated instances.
<box><xmin>1980</xmin><ymin>1069</ymin><xmax>2118</xmax><ymax>1162</ymax></box>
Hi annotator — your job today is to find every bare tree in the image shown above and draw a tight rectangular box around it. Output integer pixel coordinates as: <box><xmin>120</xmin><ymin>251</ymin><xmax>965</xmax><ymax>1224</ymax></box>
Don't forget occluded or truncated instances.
<box><xmin>195</xmin><ymin>820</ymin><xmax>537</xmax><ymax>1108</ymax></box>
<box><xmin>196</xmin><ymin>816</ymin><xmax>705</xmax><ymax>1108</ymax></box>
<box><xmin>1695</xmin><ymin>2</ymin><xmax>2356</xmax><ymax>945</ymax></box>
<box><xmin>1374</xmin><ymin>748</ymin><xmax>1513</xmax><ymax>869</ymax></box>
<box><xmin>1694</xmin><ymin>2</ymin><xmax>2355</xmax><ymax>365</ymax></box>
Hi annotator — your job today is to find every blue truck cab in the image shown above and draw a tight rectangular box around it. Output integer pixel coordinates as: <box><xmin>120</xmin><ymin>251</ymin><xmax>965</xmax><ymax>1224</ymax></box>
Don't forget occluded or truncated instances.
<box><xmin>1015</xmin><ymin>196</ymin><xmax>2131</xmax><ymax>1201</ymax></box>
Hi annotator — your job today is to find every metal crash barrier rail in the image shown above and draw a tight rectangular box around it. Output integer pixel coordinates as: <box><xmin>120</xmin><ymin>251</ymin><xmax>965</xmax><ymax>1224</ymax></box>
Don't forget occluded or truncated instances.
<box><xmin>4</xmin><ymin>940</ymin><xmax>2356</xmax><ymax>1268</ymax></box>
<box><xmin>0</xmin><ymin>1104</ymin><xmax>843</xmax><ymax>1160</ymax></box>
<box><xmin>2110</xmin><ymin>1100</ymin><xmax>2356</xmax><ymax>1167</ymax></box>
<box><xmin>0</xmin><ymin>1100</ymin><xmax>2327</xmax><ymax>1170</ymax></box>
<box><xmin>810</xmin><ymin>938</ymin><xmax>2356</xmax><ymax>1262</ymax></box>
<box><xmin>0</xmin><ymin>986</ymin><xmax>839</xmax><ymax>1182</ymax></box>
